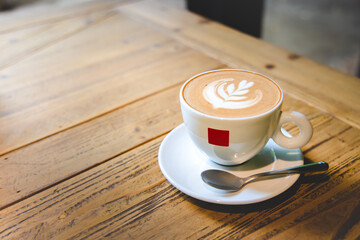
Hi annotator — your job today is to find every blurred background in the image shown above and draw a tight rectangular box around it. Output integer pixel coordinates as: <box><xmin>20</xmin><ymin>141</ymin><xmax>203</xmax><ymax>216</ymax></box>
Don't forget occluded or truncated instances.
<box><xmin>1</xmin><ymin>0</ymin><xmax>359</xmax><ymax>76</ymax></box>
<box><xmin>183</xmin><ymin>0</ymin><xmax>360</xmax><ymax>77</ymax></box>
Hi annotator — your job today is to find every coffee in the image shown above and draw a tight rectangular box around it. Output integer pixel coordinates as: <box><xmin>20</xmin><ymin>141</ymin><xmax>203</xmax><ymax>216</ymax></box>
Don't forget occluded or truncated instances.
<box><xmin>183</xmin><ymin>69</ymin><xmax>282</xmax><ymax>118</ymax></box>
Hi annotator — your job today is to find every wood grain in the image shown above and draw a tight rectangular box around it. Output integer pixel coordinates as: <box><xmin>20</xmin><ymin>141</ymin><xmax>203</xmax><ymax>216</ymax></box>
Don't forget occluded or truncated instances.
<box><xmin>0</xmin><ymin>86</ymin><xmax>183</xmax><ymax>208</ymax></box>
<box><xmin>0</xmin><ymin>9</ymin><xmax>115</xmax><ymax>69</ymax></box>
<box><xmin>0</xmin><ymin>62</ymin><xmax>224</xmax><ymax>207</ymax></box>
<box><xmin>118</xmin><ymin>0</ymin><xmax>360</xmax><ymax>129</ymax></box>
<box><xmin>0</xmin><ymin>12</ymin><xmax>221</xmax><ymax>155</ymax></box>
<box><xmin>0</xmin><ymin>106</ymin><xmax>358</xmax><ymax>239</ymax></box>
<box><xmin>0</xmin><ymin>0</ymin><xmax>129</xmax><ymax>34</ymax></box>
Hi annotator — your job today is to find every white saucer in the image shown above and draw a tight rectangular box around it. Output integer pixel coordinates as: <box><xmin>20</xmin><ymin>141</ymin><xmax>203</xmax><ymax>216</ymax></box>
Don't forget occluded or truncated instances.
<box><xmin>158</xmin><ymin>124</ymin><xmax>304</xmax><ymax>205</ymax></box>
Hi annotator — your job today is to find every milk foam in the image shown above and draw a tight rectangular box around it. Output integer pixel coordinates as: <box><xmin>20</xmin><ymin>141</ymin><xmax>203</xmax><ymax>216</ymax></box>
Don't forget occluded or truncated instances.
<box><xmin>203</xmin><ymin>78</ymin><xmax>263</xmax><ymax>109</ymax></box>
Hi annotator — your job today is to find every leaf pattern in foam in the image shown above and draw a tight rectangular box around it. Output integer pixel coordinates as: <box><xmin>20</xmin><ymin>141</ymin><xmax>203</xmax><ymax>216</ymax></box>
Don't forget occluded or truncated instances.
<box><xmin>203</xmin><ymin>78</ymin><xmax>263</xmax><ymax>109</ymax></box>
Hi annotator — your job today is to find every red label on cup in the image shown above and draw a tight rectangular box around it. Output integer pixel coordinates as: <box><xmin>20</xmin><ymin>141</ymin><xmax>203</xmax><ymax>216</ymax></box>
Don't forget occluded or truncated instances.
<box><xmin>208</xmin><ymin>128</ymin><xmax>229</xmax><ymax>147</ymax></box>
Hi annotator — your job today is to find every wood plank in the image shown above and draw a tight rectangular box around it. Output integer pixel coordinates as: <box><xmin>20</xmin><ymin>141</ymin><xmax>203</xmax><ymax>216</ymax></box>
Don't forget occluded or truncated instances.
<box><xmin>0</xmin><ymin>67</ymin><xmax>226</xmax><ymax>207</ymax></box>
<box><xmin>0</xmin><ymin>108</ymin><xmax>358</xmax><ymax>239</ymax></box>
<box><xmin>0</xmin><ymin>12</ymin><xmax>222</xmax><ymax>155</ymax></box>
<box><xmin>0</xmin><ymin>0</ymin><xmax>129</xmax><ymax>34</ymax></box>
<box><xmin>254</xmin><ymin>198</ymin><xmax>360</xmax><ymax>240</ymax></box>
<box><xmin>0</xmin><ymin>8</ymin><xmax>115</xmax><ymax>70</ymax></box>
<box><xmin>117</xmin><ymin>0</ymin><xmax>360</xmax><ymax>129</ymax></box>
<box><xmin>0</xmin><ymin>136</ymin><xmax>169</xmax><ymax>240</ymax></box>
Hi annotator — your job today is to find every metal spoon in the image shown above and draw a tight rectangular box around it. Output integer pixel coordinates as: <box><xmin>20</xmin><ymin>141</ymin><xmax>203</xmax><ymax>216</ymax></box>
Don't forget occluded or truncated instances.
<box><xmin>201</xmin><ymin>161</ymin><xmax>329</xmax><ymax>191</ymax></box>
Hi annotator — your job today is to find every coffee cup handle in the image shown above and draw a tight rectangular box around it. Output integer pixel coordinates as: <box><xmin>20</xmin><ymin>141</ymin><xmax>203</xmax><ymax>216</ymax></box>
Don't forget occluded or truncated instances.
<box><xmin>272</xmin><ymin>111</ymin><xmax>313</xmax><ymax>149</ymax></box>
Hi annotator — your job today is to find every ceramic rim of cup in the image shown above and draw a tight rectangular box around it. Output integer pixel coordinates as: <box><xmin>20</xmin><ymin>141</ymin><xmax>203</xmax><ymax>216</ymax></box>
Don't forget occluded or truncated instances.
<box><xmin>180</xmin><ymin>69</ymin><xmax>284</xmax><ymax>121</ymax></box>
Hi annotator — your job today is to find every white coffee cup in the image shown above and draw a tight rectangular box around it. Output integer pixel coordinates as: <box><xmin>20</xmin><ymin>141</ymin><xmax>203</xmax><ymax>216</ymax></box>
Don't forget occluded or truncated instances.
<box><xmin>180</xmin><ymin>69</ymin><xmax>313</xmax><ymax>165</ymax></box>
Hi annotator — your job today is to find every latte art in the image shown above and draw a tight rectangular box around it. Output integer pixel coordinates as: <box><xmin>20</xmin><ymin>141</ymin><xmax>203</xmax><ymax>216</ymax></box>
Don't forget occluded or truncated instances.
<box><xmin>183</xmin><ymin>69</ymin><xmax>282</xmax><ymax>118</ymax></box>
<box><xmin>203</xmin><ymin>78</ymin><xmax>263</xmax><ymax>109</ymax></box>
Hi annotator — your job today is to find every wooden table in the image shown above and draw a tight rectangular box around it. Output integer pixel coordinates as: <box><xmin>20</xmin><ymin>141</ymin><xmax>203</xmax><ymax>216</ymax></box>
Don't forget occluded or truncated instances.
<box><xmin>0</xmin><ymin>0</ymin><xmax>359</xmax><ymax>239</ymax></box>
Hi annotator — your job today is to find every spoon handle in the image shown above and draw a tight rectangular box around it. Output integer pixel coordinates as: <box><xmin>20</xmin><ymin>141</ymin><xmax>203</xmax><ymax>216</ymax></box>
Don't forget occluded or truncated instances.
<box><xmin>245</xmin><ymin>161</ymin><xmax>329</xmax><ymax>182</ymax></box>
